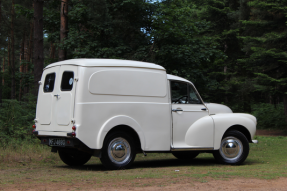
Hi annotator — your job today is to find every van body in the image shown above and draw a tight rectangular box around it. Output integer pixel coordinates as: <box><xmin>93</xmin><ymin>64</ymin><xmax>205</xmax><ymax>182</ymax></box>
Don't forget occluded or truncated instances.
<box><xmin>34</xmin><ymin>59</ymin><xmax>257</xmax><ymax>169</ymax></box>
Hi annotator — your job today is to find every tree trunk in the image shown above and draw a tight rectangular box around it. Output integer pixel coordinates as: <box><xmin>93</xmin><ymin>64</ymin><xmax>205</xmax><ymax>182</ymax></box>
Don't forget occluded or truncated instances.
<box><xmin>0</xmin><ymin>0</ymin><xmax>2</xmax><ymax>105</ymax></box>
<box><xmin>243</xmin><ymin>95</ymin><xmax>251</xmax><ymax>113</ymax></box>
<box><xmin>224</xmin><ymin>66</ymin><xmax>228</xmax><ymax>104</ymax></box>
<box><xmin>1</xmin><ymin>56</ymin><xmax>4</xmax><ymax>86</ymax></box>
<box><xmin>0</xmin><ymin>0</ymin><xmax>1</xmax><ymax>22</ymax></box>
<box><xmin>0</xmin><ymin>56</ymin><xmax>2</xmax><ymax>107</ymax></box>
<box><xmin>11</xmin><ymin>0</ymin><xmax>15</xmax><ymax>99</ymax></box>
<box><xmin>239</xmin><ymin>0</ymin><xmax>250</xmax><ymax>21</ymax></box>
<box><xmin>33</xmin><ymin>0</ymin><xmax>44</xmax><ymax>97</ymax></box>
<box><xmin>59</xmin><ymin>0</ymin><xmax>68</xmax><ymax>61</ymax></box>
<box><xmin>284</xmin><ymin>95</ymin><xmax>287</xmax><ymax>123</ymax></box>
<box><xmin>19</xmin><ymin>32</ymin><xmax>25</xmax><ymax>101</ymax></box>
<box><xmin>8</xmin><ymin>38</ymin><xmax>10</xmax><ymax>68</ymax></box>
<box><xmin>229</xmin><ymin>0</ymin><xmax>238</xmax><ymax>10</ymax></box>
<box><xmin>50</xmin><ymin>42</ymin><xmax>55</xmax><ymax>60</ymax></box>
<box><xmin>25</xmin><ymin>22</ymin><xmax>34</xmax><ymax>95</ymax></box>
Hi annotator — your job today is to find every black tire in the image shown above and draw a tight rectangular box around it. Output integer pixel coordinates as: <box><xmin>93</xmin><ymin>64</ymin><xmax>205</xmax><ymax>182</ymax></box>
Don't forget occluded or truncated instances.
<box><xmin>172</xmin><ymin>151</ymin><xmax>199</xmax><ymax>161</ymax></box>
<box><xmin>100</xmin><ymin>131</ymin><xmax>136</xmax><ymax>170</ymax></box>
<box><xmin>58</xmin><ymin>149</ymin><xmax>92</xmax><ymax>166</ymax></box>
<box><xmin>213</xmin><ymin>130</ymin><xmax>249</xmax><ymax>165</ymax></box>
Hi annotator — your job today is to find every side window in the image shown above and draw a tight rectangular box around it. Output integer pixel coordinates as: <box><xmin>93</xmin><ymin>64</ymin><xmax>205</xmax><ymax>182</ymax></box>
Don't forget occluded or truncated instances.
<box><xmin>43</xmin><ymin>73</ymin><xmax>55</xmax><ymax>93</ymax></box>
<box><xmin>188</xmin><ymin>84</ymin><xmax>202</xmax><ymax>104</ymax></box>
<box><xmin>61</xmin><ymin>71</ymin><xmax>74</xmax><ymax>91</ymax></box>
<box><xmin>171</xmin><ymin>81</ymin><xmax>188</xmax><ymax>104</ymax></box>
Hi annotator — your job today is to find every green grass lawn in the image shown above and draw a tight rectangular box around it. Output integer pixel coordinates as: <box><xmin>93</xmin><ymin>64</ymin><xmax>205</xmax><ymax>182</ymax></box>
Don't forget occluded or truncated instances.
<box><xmin>0</xmin><ymin>136</ymin><xmax>287</xmax><ymax>186</ymax></box>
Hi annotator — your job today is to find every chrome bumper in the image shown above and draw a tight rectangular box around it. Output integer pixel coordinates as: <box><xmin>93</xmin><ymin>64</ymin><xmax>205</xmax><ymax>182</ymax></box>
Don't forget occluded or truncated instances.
<box><xmin>252</xmin><ymin>140</ymin><xmax>258</xmax><ymax>144</ymax></box>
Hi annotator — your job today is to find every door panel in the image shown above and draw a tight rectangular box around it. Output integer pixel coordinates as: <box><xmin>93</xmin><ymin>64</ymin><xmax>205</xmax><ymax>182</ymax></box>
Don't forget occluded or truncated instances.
<box><xmin>56</xmin><ymin>93</ymin><xmax>72</xmax><ymax>125</ymax></box>
<box><xmin>172</xmin><ymin>104</ymin><xmax>209</xmax><ymax>147</ymax></box>
<box><xmin>170</xmin><ymin>81</ymin><xmax>213</xmax><ymax>148</ymax></box>
<box><xmin>36</xmin><ymin>67</ymin><xmax>60</xmax><ymax>126</ymax></box>
<box><xmin>38</xmin><ymin>94</ymin><xmax>53</xmax><ymax>125</ymax></box>
<box><xmin>54</xmin><ymin>65</ymin><xmax>78</xmax><ymax>130</ymax></box>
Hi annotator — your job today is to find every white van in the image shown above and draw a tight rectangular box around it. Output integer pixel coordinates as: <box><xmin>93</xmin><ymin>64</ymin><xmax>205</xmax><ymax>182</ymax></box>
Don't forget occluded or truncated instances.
<box><xmin>34</xmin><ymin>59</ymin><xmax>257</xmax><ymax>169</ymax></box>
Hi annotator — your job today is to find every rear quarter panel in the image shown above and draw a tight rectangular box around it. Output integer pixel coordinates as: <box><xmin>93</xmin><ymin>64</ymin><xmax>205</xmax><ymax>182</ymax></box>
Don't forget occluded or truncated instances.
<box><xmin>74</xmin><ymin>67</ymin><xmax>171</xmax><ymax>150</ymax></box>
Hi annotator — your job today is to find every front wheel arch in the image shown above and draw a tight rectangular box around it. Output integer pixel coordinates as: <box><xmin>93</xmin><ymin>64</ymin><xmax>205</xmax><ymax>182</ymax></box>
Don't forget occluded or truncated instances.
<box><xmin>225</xmin><ymin>125</ymin><xmax>252</xmax><ymax>143</ymax></box>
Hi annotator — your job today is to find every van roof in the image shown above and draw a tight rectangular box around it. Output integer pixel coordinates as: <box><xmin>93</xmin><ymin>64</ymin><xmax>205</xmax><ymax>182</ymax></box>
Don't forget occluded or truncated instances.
<box><xmin>167</xmin><ymin>74</ymin><xmax>192</xmax><ymax>84</ymax></box>
<box><xmin>44</xmin><ymin>59</ymin><xmax>165</xmax><ymax>71</ymax></box>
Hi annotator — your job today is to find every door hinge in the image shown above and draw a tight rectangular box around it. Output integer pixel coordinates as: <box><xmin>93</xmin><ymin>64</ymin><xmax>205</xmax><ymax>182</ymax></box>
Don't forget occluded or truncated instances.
<box><xmin>38</xmin><ymin>81</ymin><xmax>42</xmax><ymax>85</ymax></box>
<box><xmin>74</xmin><ymin>78</ymin><xmax>79</xmax><ymax>82</ymax></box>
<box><xmin>71</xmin><ymin>119</ymin><xmax>75</xmax><ymax>124</ymax></box>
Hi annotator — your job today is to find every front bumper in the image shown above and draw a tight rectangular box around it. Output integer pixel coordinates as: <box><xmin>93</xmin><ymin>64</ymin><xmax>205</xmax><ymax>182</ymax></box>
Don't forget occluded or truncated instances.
<box><xmin>252</xmin><ymin>140</ymin><xmax>258</xmax><ymax>144</ymax></box>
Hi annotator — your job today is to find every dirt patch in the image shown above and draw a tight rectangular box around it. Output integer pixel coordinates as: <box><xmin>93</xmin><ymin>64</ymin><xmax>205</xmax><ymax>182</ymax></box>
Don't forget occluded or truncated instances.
<box><xmin>1</xmin><ymin>177</ymin><xmax>287</xmax><ymax>191</ymax></box>
<box><xmin>256</xmin><ymin>129</ymin><xmax>287</xmax><ymax>136</ymax></box>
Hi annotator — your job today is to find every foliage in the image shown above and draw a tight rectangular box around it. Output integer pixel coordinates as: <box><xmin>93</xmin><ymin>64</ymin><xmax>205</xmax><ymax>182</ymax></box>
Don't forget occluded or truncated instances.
<box><xmin>252</xmin><ymin>103</ymin><xmax>286</xmax><ymax>129</ymax></box>
<box><xmin>0</xmin><ymin>95</ymin><xmax>37</xmax><ymax>146</ymax></box>
<box><xmin>151</xmin><ymin>0</ymin><xmax>226</xmax><ymax>90</ymax></box>
<box><xmin>1</xmin><ymin>0</ymin><xmax>287</xmax><ymax>140</ymax></box>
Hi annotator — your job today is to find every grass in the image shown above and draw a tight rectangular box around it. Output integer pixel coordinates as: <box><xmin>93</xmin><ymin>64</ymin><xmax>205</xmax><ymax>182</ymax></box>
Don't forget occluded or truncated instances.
<box><xmin>0</xmin><ymin>136</ymin><xmax>287</xmax><ymax>188</ymax></box>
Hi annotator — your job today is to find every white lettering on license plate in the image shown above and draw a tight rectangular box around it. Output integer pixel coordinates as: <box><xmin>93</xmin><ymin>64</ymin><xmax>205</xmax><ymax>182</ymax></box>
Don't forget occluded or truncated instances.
<box><xmin>49</xmin><ymin>138</ymin><xmax>65</xmax><ymax>146</ymax></box>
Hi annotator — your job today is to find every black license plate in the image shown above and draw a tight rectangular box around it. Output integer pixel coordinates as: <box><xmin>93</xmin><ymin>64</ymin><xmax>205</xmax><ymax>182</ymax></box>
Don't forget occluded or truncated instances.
<box><xmin>49</xmin><ymin>138</ymin><xmax>65</xmax><ymax>146</ymax></box>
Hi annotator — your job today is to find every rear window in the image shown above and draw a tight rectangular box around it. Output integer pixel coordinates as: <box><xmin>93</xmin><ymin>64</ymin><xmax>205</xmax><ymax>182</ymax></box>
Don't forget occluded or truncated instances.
<box><xmin>43</xmin><ymin>73</ymin><xmax>55</xmax><ymax>92</ymax></box>
<box><xmin>61</xmin><ymin>71</ymin><xmax>74</xmax><ymax>91</ymax></box>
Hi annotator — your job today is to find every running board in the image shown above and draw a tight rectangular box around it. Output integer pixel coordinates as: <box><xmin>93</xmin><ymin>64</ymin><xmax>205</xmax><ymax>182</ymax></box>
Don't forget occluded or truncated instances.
<box><xmin>171</xmin><ymin>147</ymin><xmax>214</xmax><ymax>151</ymax></box>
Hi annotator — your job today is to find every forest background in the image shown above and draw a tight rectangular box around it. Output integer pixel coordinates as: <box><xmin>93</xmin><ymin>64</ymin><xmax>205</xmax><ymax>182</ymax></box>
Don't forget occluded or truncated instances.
<box><xmin>0</xmin><ymin>0</ymin><xmax>287</xmax><ymax>145</ymax></box>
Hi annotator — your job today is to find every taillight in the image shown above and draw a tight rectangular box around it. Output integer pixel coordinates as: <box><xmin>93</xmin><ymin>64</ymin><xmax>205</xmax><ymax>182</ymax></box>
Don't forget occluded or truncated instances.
<box><xmin>32</xmin><ymin>124</ymin><xmax>36</xmax><ymax>129</ymax></box>
<box><xmin>71</xmin><ymin>132</ymin><xmax>76</xmax><ymax>137</ymax></box>
<box><xmin>72</xmin><ymin>126</ymin><xmax>76</xmax><ymax>131</ymax></box>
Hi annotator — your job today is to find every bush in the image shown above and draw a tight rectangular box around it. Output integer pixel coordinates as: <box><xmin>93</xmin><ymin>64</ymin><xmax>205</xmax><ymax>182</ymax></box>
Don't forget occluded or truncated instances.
<box><xmin>251</xmin><ymin>103</ymin><xmax>286</xmax><ymax>129</ymax></box>
<box><xmin>0</xmin><ymin>94</ymin><xmax>37</xmax><ymax>146</ymax></box>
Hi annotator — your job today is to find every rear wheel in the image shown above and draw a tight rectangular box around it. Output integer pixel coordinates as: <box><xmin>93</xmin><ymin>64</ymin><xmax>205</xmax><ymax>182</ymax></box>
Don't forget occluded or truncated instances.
<box><xmin>172</xmin><ymin>151</ymin><xmax>199</xmax><ymax>161</ymax></box>
<box><xmin>59</xmin><ymin>150</ymin><xmax>92</xmax><ymax>166</ymax></box>
<box><xmin>213</xmin><ymin>130</ymin><xmax>249</xmax><ymax>165</ymax></box>
<box><xmin>100</xmin><ymin>131</ymin><xmax>136</xmax><ymax>170</ymax></box>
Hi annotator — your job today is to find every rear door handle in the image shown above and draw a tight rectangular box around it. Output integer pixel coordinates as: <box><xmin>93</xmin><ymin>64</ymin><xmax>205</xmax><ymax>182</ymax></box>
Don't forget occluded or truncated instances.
<box><xmin>172</xmin><ymin>109</ymin><xmax>183</xmax><ymax>112</ymax></box>
<box><xmin>201</xmin><ymin>108</ymin><xmax>207</xmax><ymax>111</ymax></box>
<box><xmin>54</xmin><ymin>94</ymin><xmax>60</xmax><ymax>99</ymax></box>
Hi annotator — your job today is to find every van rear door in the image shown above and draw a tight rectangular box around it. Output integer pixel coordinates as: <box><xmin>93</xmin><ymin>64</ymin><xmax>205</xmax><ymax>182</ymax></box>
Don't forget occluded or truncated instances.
<box><xmin>36</xmin><ymin>66</ymin><xmax>60</xmax><ymax>126</ymax></box>
<box><xmin>36</xmin><ymin>65</ymin><xmax>78</xmax><ymax>132</ymax></box>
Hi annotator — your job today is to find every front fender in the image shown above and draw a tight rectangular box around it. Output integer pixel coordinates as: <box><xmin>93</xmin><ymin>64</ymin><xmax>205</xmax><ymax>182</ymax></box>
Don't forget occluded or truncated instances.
<box><xmin>211</xmin><ymin>113</ymin><xmax>256</xmax><ymax>150</ymax></box>
<box><xmin>96</xmin><ymin>115</ymin><xmax>145</xmax><ymax>150</ymax></box>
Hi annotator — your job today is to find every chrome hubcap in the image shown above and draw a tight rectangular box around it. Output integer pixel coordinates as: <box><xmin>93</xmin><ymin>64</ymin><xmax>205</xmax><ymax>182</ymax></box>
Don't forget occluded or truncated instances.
<box><xmin>220</xmin><ymin>136</ymin><xmax>243</xmax><ymax>161</ymax></box>
<box><xmin>108</xmin><ymin>137</ymin><xmax>131</xmax><ymax>165</ymax></box>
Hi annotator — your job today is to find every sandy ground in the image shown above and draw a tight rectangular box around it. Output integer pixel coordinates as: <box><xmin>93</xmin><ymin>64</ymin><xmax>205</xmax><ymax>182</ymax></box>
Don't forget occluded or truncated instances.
<box><xmin>1</xmin><ymin>177</ymin><xmax>287</xmax><ymax>191</ymax></box>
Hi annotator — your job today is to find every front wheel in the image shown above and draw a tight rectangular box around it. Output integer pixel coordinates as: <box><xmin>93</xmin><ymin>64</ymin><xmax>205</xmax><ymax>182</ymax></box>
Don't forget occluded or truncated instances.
<box><xmin>213</xmin><ymin>130</ymin><xmax>249</xmax><ymax>165</ymax></box>
<box><xmin>100</xmin><ymin>131</ymin><xmax>136</xmax><ymax>170</ymax></box>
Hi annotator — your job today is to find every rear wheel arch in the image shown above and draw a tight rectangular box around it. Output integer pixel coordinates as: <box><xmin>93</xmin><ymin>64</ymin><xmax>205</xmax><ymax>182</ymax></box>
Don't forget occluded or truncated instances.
<box><xmin>97</xmin><ymin>115</ymin><xmax>145</xmax><ymax>150</ymax></box>
<box><xmin>104</xmin><ymin>125</ymin><xmax>142</xmax><ymax>153</ymax></box>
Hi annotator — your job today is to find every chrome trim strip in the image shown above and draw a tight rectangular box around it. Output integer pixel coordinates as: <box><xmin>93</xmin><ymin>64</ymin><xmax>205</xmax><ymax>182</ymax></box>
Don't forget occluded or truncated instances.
<box><xmin>171</xmin><ymin>147</ymin><xmax>213</xmax><ymax>151</ymax></box>
<box><xmin>183</xmin><ymin>110</ymin><xmax>209</xmax><ymax>112</ymax></box>
<box><xmin>78</xmin><ymin>102</ymin><xmax>170</xmax><ymax>105</ymax></box>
